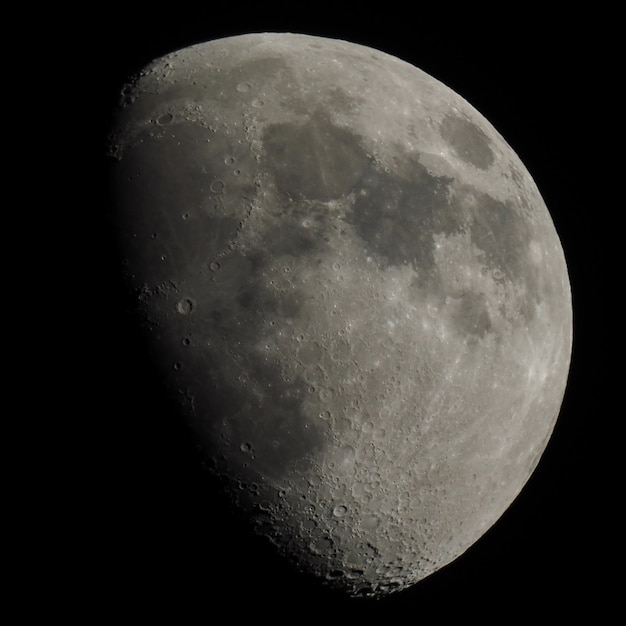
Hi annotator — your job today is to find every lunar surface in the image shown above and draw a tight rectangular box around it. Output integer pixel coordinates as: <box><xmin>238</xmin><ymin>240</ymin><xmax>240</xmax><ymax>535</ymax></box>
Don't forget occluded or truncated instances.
<box><xmin>107</xmin><ymin>33</ymin><xmax>572</xmax><ymax>597</ymax></box>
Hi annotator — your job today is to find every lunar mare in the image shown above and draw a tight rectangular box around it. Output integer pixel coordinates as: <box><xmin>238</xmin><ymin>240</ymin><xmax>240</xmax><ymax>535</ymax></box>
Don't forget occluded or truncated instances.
<box><xmin>107</xmin><ymin>33</ymin><xmax>572</xmax><ymax>596</ymax></box>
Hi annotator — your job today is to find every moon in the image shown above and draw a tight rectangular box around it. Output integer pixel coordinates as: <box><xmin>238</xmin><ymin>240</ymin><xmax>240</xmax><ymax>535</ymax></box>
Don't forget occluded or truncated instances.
<box><xmin>106</xmin><ymin>33</ymin><xmax>572</xmax><ymax>597</ymax></box>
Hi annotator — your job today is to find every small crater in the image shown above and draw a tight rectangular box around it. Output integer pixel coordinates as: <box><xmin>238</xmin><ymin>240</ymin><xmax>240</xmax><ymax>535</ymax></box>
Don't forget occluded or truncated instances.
<box><xmin>157</xmin><ymin>113</ymin><xmax>174</xmax><ymax>126</ymax></box>
<box><xmin>310</xmin><ymin>537</ymin><xmax>332</xmax><ymax>554</ymax></box>
<box><xmin>210</xmin><ymin>180</ymin><xmax>225</xmax><ymax>193</ymax></box>
<box><xmin>298</xmin><ymin>341</ymin><xmax>323</xmax><ymax>366</ymax></box>
<box><xmin>209</xmin><ymin>260</ymin><xmax>222</xmax><ymax>271</ymax></box>
<box><xmin>319</xmin><ymin>388</ymin><xmax>333</xmax><ymax>403</ymax></box>
<box><xmin>492</xmin><ymin>268</ymin><xmax>505</xmax><ymax>280</ymax></box>
<box><xmin>176</xmin><ymin>298</ymin><xmax>194</xmax><ymax>315</ymax></box>
<box><xmin>156</xmin><ymin>112</ymin><xmax>173</xmax><ymax>125</ymax></box>
<box><xmin>333</xmin><ymin>504</ymin><xmax>348</xmax><ymax>518</ymax></box>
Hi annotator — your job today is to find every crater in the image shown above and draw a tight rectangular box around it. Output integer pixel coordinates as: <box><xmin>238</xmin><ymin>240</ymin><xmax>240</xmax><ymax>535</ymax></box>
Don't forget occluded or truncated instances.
<box><xmin>440</xmin><ymin>114</ymin><xmax>495</xmax><ymax>170</ymax></box>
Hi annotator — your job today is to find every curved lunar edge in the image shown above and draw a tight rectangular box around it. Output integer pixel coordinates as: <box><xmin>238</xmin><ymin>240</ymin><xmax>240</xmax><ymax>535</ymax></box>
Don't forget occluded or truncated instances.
<box><xmin>107</xmin><ymin>33</ymin><xmax>572</xmax><ymax>597</ymax></box>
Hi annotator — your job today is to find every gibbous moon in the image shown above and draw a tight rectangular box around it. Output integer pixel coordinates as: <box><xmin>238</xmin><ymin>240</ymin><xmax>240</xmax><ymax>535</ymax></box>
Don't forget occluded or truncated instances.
<box><xmin>107</xmin><ymin>33</ymin><xmax>572</xmax><ymax>597</ymax></box>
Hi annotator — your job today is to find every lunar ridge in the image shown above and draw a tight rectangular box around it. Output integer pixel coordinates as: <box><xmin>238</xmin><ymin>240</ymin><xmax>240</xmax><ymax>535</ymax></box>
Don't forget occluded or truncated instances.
<box><xmin>108</xmin><ymin>33</ymin><xmax>572</xmax><ymax>597</ymax></box>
